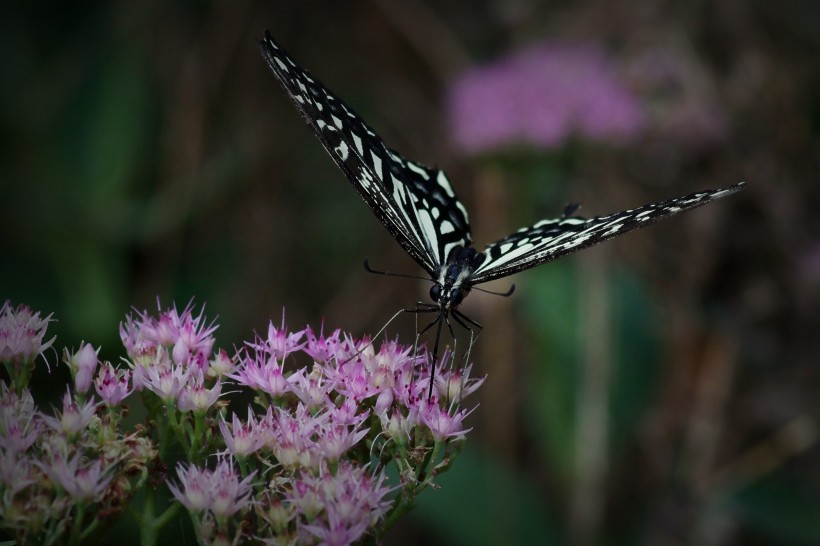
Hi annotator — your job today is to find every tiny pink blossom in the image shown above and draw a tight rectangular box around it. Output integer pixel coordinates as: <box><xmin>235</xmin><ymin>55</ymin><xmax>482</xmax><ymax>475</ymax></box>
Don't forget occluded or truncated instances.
<box><xmin>302</xmin><ymin>325</ymin><xmax>342</xmax><ymax>363</ymax></box>
<box><xmin>65</xmin><ymin>342</ymin><xmax>99</xmax><ymax>394</ymax></box>
<box><xmin>314</xmin><ymin>423</ymin><xmax>369</xmax><ymax>462</ymax></box>
<box><xmin>40</xmin><ymin>388</ymin><xmax>98</xmax><ymax>436</ymax></box>
<box><xmin>209</xmin><ymin>460</ymin><xmax>256</xmax><ymax>519</ymax></box>
<box><xmin>167</xmin><ymin>464</ymin><xmax>212</xmax><ymax>513</ymax></box>
<box><xmin>120</xmin><ymin>301</ymin><xmax>218</xmax><ymax>369</ymax></box>
<box><xmin>208</xmin><ymin>348</ymin><xmax>234</xmax><ymax>378</ymax></box>
<box><xmin>219</xmin><ymin>408</ymin><xmax>264</xmax><ymax>458</ymax></box>
<box><xmin>0</xmin><ymin>385</ymin><xmax>40</xmax><ymax>455</ymax></box>
<box><xmin>0</xmin><ymin>301</ymin><xmax>56</xmax><ymax>366</ymax></box>
<box><xmin>140</xmin><ymin>354</ymin><xmax>193</xmax><ymax>402</ymax></box>
<box><xmin>325</xmin><ymin>397</ymin><xmax>367</xmax><ymax>427</ymax></box>
<box><xmin>94</xmin><ymin>362</ymin><xmax>133</xmax><ymax>406</ymax></box>
<box><xmin>168</xmin><ymin>459</ymin><xmax>255</xmax><ymax>519</ymax></box>
<box><xmin>434</xmin><ymin>363</ymin><xmax>486</xmax><ymax>402</ymax></box>
<box><xmin>228</xmin><ymin>347</ymin><xmax>290</xmax><ymax>397</ymax></box>
<box><xmin>0</xmin><ymin>450</ymin><xmax>35</xmax><ymax>494</ymax></box>
<box><xmin>378</xmin><ymin>409</ymin><xmax>412</xmax><ymax>443</ymax></box>
<box><xmin>288</xmin><ymin>366</ymin><xmax>335</xmax><ymax>409</ymax></box>
<box><xmin>419</xmin><ymin>401</ymin><xmax>474</xmax><ymax>442</ymax></box>
<box><xmin>247</xmin><ymin>313</ymin><xmax>306</xmax><ymax>360</ymax></box>
<box><xmin>178</xmin><ymin>377</ymin><xmax>221</xmax><ymax>413</ymax></box>
<box><xmin>40</xmin><ymin>454</ymin><xmax>112</xmax><ymax>502</ymax></box>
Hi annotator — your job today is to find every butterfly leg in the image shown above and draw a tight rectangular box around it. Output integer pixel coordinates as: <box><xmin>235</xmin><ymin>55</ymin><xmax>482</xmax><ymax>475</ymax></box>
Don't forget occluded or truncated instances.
<box><xmin>451</xmin><ymin>309</ymin><xmax>484</xmax><ymax>371</ymax></box>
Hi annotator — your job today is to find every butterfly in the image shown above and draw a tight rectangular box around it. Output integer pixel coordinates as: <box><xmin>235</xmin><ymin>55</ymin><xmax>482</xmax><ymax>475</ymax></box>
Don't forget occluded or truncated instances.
<box><xmin>258</xmin><ymin>31</ymin><xmax>744</xmax><ymax>396</ymax></box>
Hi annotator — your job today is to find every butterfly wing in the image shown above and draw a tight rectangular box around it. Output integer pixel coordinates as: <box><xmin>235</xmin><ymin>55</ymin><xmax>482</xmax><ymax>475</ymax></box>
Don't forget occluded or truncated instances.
<box><xmin>470</xmin><ymin>182</ymin><xmax>745</xmax><ymax>284</ymax></box>
<box><xmin>259</xmin><ymin>32</ymin><xmax>471</xmax><ymax>276</ymax></box>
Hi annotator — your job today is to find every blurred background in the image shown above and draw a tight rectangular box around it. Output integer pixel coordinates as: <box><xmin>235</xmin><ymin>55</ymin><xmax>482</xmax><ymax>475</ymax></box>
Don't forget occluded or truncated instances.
<box><xmin>2</xmin><ymin>1</ymin><xmax>819</xmax><ymax>544</ymax></box>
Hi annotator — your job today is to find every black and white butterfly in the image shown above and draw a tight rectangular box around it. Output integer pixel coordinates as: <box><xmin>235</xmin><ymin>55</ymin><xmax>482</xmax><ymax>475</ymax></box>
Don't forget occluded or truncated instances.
<box><xmin>259</xmin><ymin>32</ymin><xmax>743</xmax><ymax>393</ymax></box>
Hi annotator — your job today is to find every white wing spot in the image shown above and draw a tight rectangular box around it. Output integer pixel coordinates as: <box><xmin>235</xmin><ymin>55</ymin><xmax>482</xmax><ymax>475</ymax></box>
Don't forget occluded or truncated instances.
<box><xmin>335</xmin><ymin>141</ymin><xmax>349</xmax><ymax>161</ymax></box>
<box><xmin>440</xmin><ymin>220</ymin><xmax>454</xmax><ymax>234</ymax></box>
<box><xmin>371</xmin><ymin>151</ymin><xmax>383</xmax><ymax>178</ymax></box>
<box><xmin>352</xmin><ymin>133</ymin><xmax>364</xmax><ymax>155</ymax></box>
<box><xmin>331</xmin><ymin>115</ymin><xmax>343</xmax><ymax>129</ymax></box>
<box><xmin>436</xmin><ymin>171</ymin><xmax>455</xmax><ymax>197</ymax></box>
<box><xmin>407</xmin><ymin>162</ymin><xmax>430</xmax><ymax>180</ymax></box>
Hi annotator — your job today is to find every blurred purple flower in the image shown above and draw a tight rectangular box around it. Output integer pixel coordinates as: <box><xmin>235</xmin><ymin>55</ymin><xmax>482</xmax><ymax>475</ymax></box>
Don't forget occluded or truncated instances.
<box><xmin>448</xmin><ymin>42</ymin><xmax>645</xmax><ymax>154</ymax></box>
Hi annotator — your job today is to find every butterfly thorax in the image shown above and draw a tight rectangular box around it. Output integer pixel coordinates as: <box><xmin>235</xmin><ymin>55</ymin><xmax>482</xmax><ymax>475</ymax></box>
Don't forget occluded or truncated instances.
<box><xmin>429</xmin><ymin>246</ymin><xmax>486</xmax><ymax>310</ymax></box>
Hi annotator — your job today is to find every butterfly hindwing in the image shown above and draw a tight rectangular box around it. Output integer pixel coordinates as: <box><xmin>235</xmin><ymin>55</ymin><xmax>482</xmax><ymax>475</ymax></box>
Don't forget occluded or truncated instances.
<box><xmin>259</xmin><ymin>33</ymin><xmax>471</xmax><ymax>275</ymax></box>
<box><xmin>470</xmin><ymin>182</ymin><xmax>744</xmax><ymax>284</ymax></box>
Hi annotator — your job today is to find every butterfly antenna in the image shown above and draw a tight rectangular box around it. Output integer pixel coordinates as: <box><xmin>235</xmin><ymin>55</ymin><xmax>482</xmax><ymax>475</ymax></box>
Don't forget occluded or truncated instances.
<box><xmin>472</xmin><ymin>284</ymin><xmax>516</xmax><ymax>297</ymax></box>
<box><xmin>340</xmin><ymin>307</ymin><xmax>406</xmax><ymax>366</ymax></box>
<box><xmin>364</xmin><ymin>259</ymin><xmax>430</xmax><ymax>282</ymax></box>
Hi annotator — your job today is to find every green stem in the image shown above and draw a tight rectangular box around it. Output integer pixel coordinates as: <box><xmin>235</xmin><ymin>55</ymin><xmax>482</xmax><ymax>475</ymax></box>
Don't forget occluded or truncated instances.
<box><xmin>189</xmin><ymin>413</ymin><xmax>204</xmax><ymax>460</ymax></box>
<box><xmin>67</xmin><ymin>503</ymin><xmax>86</xmax><ymax>546</ymax></box>
<box><xmin>416</xmin><ymin>440</ymin><xmax>444</xmax><ymax>483</ymax></box>
<box><xmin>139</xmin><ymin>488</ymin><xmax>158</xmax><ymax>546</ymax></box>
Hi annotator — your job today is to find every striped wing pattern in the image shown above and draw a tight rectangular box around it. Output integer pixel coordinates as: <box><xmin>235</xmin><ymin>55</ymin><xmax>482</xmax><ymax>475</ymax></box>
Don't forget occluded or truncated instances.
<box><xmin>259</xmin><ymin>32</ymin><xmax>471</xmax><ymax>276</ymax></box>
<box><xmin>471</xmin><ymin>183</ymin><xmax>744</xmax><ymax>284</ymax></box>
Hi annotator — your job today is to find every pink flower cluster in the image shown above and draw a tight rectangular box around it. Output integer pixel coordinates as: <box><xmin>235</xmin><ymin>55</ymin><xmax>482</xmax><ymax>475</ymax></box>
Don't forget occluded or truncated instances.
<box><xmin>120</xmin><ymin>301</ymin><xmax>224</xmax><ymax>411</ymax></box>
<box><xmin>208</xmin><ymin>316</ymin><xmax>484</xmax><ymax>543</ymax></box>
<box><xmin>227</xmin><ymin>322</ymin><xmax>484</xmax><ymax>457</ymax></box>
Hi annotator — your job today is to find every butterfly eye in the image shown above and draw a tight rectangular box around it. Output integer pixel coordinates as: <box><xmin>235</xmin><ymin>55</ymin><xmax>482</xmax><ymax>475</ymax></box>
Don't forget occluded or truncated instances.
<box><xmin>450</xmin><ymin>288</ymin><xmax>463</xmax><ymax>306</ymax></box>
<box><xmin>429</xmin><ymin>284</ymin><xmax>442</xmax><ymax>302</ymax></box>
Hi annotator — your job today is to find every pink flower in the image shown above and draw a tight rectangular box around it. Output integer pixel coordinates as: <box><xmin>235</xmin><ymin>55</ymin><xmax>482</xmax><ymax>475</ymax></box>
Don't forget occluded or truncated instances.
<box><xmin>289</xmin><ymin>462</ymin><xmax>393</xmax><ymax>544</ymax></box>
<box><xmin>314</xmin><ymin>423</ymin><xmax>369</xmax><ymax>462</ymax></box>
<box><xmin>434</xmin><ymin>363</ymin><xmax>485</xmax><ymax>402</ymax></box>
<box><xmin>228</xmin><ymin>346</ymin><xmax>290</xmax><ymax>397</ymax></box>
<box><xmin>0</xmin><ymin>385</ymin><xmax>40</xmax><ymax>454</ymax></box>
<box><xmin>329</xmin><ymin>360</ymin><xmax>379</xmax><ymax>402</ymax></box>
<box><xmin>303</xmin><ymin>326</ymin><xmax>342</xmax><ymax>363</ymax></box>
<box><xmin>219</xmin><ymin>408</ymin><xmax>264</xmax><ymax>458</ymax></box>
<box><xmin>40</xmin><ymin>454</ymin><xmax>112</xmax><ymax>502</ymax></box>
<box><xmin>0</xmin><ymin>301</ymin><xmax>55</xmax><ymax>366</ymax></box>
<box><xmin>419</xmin><ymin>400</ymin><xmax>474</xmax><ymax>442</ymax></box>
<box><xmin>208</xmin><ymin>349</ymin><xmax>234</xmax><ymax>378</ymax></box>
<box><xmin>266</xmin><ymin>404</ymin><xmax>327</xmax><ymax>469</ymax></box>
<box><xmin>168</xmin><ymin>459</ymin><xmax>255</xmax><ymax>519</ymax></box>
<box><xmin>246</xmin><ymin>313</ymin><xmax>305</xmax><ymax>361</ymax></box>
<box><xmin>94</xmin><ymin>362</ymin><xmax>133</xmax><ymax>406</ymax></box>
<box><xmin>65</xmin><ymin>342</ymin><xmax>99</xmax><ymax>394</ymax></box>
<box><xmin>208</xmin><ymin>460</ymin><xmax>256</xmax><ymax>519</ymax></box>
<box><xmin>40</xmin><ymin>388</ymin><xmax>98</xmax><ymax>437</ymax></box>
<box><xmin>167</xmin><ymin>463</ymin><xmax>211</xmax><ymax>513</ymax></box>
<box><xmin>178</xmin><ymin>376</ymin><xmax>221</xmax><ymax>413</ymax></box>
<box><xmin>288</xmin><ymin>366</ymin><xmax>336</xmax><ymax>409</ymax></box>
<box><xmin>140</xmin><ymin>355</ymin><xmax>193</xmax><ymax>402</ymax></box>
<box><xmin>120</xmin><ymin>301</ymin><xmax>218</xmax><ymax>370</ymax></box>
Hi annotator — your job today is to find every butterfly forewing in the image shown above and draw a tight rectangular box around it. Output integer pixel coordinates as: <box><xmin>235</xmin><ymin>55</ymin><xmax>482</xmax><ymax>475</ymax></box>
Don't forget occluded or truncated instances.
<box><xmin>259</xmin><ymin>33</ymin><xmax>471</xmax><ymax>275</ymax></box>
<box><xmin>470</xmin><ymin>183</ymin><xmax>745</xmax><ymax>284</ymax></box>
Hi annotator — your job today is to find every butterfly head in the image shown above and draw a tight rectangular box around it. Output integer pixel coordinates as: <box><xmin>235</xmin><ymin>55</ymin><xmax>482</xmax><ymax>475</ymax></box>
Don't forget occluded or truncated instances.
<box><xmin>429</xmin><ymin>246</ymin><xmax>486</xmax><ymax>310</ymax></box>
